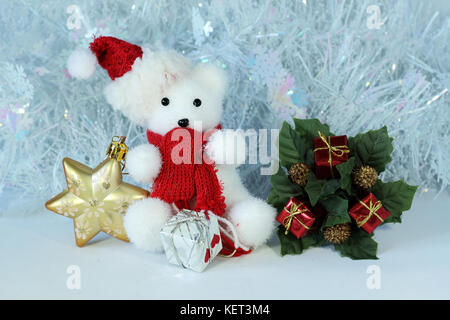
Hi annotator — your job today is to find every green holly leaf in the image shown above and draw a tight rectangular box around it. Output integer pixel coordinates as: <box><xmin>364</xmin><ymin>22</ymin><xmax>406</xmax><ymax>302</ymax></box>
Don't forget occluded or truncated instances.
<box><xmin>293</xmin><ymin>118</ymin><xmax>333</xmax><ymax>149</ymax></box>
<box><xmin>347</xmin><ymin>137</ymin><xmax>361</xmax><ymax>167</ymax></box>
<box><xmin>334</xmin><ymin>228</ymin><xmax>378</xmax><ymax>260</ymax></box>
<box><xmin>278</xmin><ymin>227</ymin><xmax>304</xmax><ymax>255</ymax></box>
<box><xmin>319</xmin><ymin>195</ymin><xmax>350</xmax><ymax>228</ymax></box>
<box><xmin>305</xmin><ymin>173</ymin><xmax>340</xmax><ymax>206</ymax></box>
<box><xmin>350</xmin><ymin>126</ymin><xmax>394</xmax><ymax>173</ymax></box>
<box><xmin>278</xmin><ymin>121</ymin><xmax>307</xmax><ymax>169</ymax></box>
<box><xmin>270</xmin><ymin>167</ymin><xmax>304</xmax><ymax>199</ymax></box>
<box><xmin>305</xmin><ymin>149</ymin><xmax>315</xmax><ymax>167</ymax></box>
<box><xmin>304</xmin><ymin>173</ymin><xmax>323</xmax><ymax>206</ymax></box>
<box><xmin>267</xmin><ymin>189</ymin><xmax>287</xmax><ymax>213</ymax></box>
<box><xmin>371</xmin><ymin>180</ymin><xmax>418</xmax><ymax>223</ymax></box>
<box><xmin>336</xmin><ymin>157</ymin><xmax>355</xmax><ymax>194</ymax></box>
<box><xmin>267</xmin><ymin>188</ymin><xmax>277</xmax><ymax>204</ymax></box>
<box><xmin>278</xmin><ymin>227</ymin><xmax>326</xmax><ymax>256</ymax></box>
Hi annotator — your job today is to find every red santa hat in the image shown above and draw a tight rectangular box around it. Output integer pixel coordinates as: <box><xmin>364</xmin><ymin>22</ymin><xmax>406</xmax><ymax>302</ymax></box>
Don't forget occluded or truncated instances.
<box><xmin>67</xmin><ymin>36</ymin><xmax>193</xmax><ymax>126</ymax></box>
<box><xmin>67</xmin><ymin>36</ymin><xmax>144</xmax><ymax>80</ymax></box>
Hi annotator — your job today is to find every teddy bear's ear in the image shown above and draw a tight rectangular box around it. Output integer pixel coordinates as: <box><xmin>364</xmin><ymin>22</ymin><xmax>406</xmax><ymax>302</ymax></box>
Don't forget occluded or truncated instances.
<box><xmin>192</xmin><ymin>63</ymin><xmax>228</xmax><ymax>97</ymax></box>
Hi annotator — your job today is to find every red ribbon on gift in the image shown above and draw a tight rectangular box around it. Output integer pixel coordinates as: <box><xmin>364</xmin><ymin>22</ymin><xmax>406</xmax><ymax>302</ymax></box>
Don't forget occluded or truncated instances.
<box><xmin>219</xmin><ymin>232</ymin><xmax>252</xmax><ymax>257</ymax></box>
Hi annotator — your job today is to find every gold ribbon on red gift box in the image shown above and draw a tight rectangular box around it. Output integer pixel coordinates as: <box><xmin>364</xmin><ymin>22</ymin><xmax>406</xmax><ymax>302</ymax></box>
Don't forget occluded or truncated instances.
<box><xmin>282</xmin><ymin>202</ymin><xmax>311</xmax><ymax>235</ymax></box>
<box><xmin>355</xmin><ymin>197</ymin><xmax>384</xmax><ymax>228</ymax></box>
<box><xmin>313</xmin><ymin>131</ymin><xmax>349</xmax><ymax>177</ymax></box>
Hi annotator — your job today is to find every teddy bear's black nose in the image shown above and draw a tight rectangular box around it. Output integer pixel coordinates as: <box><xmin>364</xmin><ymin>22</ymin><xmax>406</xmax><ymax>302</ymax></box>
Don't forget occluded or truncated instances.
<box><xmin>178</xmin><ymin>118</ymin><xmax>189</xmax><ymax>127</ymax></box>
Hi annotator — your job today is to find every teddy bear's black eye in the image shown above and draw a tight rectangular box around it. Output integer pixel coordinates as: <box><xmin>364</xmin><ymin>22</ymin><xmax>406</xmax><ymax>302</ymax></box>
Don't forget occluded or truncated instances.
<box><xmin>193</xmin><ymin>98</ymin><xmax>202</xmax><ymax>107</ymax></box>
<box><xmin>161</xmin><ymin>97</ymin><xmax>170</xmax><ymax>106</ymax></box>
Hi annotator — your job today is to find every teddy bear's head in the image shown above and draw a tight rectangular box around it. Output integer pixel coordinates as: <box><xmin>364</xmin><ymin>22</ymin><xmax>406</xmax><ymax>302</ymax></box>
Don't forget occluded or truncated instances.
<box><xmin>67</xmin><ymin>37</ymin><xmax>227</xmax><ymax>135</ymax></box>
<box><xmin>104</xmin><ymin>50</ymin><xmax>228</xmax><ymax>135</ymax></box>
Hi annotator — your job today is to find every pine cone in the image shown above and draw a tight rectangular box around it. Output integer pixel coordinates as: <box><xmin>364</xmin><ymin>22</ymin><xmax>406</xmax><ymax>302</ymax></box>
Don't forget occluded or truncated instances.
<box><xmin>323</xmin><ymin>223</ymin><xmax>351</xmax><ymax>244</ymax></box>
<box><xmin>353</xmin><ymin>165</ymin><xmax>378</xmax><ymax>189</ymax></box>
<box><xmin>288</xmin><ymin>163</ymin><xmax>310</xmax><ymax>187</ymax></box>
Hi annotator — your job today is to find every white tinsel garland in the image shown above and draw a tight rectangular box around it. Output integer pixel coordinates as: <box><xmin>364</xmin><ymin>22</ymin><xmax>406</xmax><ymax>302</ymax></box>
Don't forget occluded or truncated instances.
<box><xmin>0</xmin><ymin>0</ymin><xmax>449</xmax><ymax>215</ymax></box>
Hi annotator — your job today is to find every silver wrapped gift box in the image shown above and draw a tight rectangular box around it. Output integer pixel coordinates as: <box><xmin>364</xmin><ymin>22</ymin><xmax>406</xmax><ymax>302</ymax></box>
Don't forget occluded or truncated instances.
<box><xmin>160</xmin><ymin>209</ymin><xmax>223</xmax><ymax>272</ymax></box>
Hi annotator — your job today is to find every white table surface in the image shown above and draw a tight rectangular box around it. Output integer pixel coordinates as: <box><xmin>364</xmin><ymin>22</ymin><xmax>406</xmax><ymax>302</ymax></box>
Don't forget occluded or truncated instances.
<box><xmin>0</xmin><ymin>191</ymin><xmax>449</xmax><ymax>300</ymax></box>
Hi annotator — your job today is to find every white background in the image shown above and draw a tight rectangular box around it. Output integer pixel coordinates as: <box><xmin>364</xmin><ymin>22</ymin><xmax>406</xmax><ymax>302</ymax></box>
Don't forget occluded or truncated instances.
<box><xmin>1</xmin><ymin>191</ymin><xmax>449</xmax><ymax>299</ymax></box>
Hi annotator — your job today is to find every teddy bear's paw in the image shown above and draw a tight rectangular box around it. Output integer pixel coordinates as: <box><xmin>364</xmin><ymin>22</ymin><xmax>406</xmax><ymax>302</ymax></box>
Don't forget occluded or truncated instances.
<box><xmin>124</xmin><ymin>197</ymin><xmax>172</xmax><ymax>252</ymax></box>
<box><xmin>205</xmin><ymin>129</ymin><xmax>246</xmax><ymax>167</ymax></box>
<box><xmin>126</xmin><ymin>144</ymin><xmax>162</xmax><ymax>184</ymax></box>
<box><xmin>228</xmin><ymin>198</ymin><xmax>277</xmax><ymax>248</ymax></box>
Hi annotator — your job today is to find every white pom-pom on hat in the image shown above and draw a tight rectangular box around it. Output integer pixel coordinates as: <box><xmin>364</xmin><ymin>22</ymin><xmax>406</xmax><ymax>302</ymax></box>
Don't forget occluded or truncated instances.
<box><xmin>67</xmin><ymin>48</ymin><xmax>97</xmax><ymax>79</ymax></box>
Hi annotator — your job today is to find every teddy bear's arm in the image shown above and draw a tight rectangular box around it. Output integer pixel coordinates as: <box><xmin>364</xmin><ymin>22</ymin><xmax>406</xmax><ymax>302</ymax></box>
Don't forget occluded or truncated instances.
<box><xmin>205</xmin><ymin>129</ymin><xmax>246</xmax><ymax>167</ymax></box>
<box><xmin>126</xmin><ymin>144</ymin><xmax>162</xmax><ymax>184</ymax></box>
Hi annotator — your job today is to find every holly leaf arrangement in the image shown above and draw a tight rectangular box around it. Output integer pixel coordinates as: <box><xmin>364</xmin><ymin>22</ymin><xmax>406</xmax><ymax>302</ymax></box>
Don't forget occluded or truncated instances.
<box><xmin>268</xmin><ymin>119</ymin><xmax>417</xmax><ymax>260</ymax></box>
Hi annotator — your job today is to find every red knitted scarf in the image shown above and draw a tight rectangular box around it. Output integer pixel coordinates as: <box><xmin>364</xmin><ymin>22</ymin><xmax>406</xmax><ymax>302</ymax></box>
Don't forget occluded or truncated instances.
<box><xmin>147</xmin><ymin>126</ymin><xmax>226</xmax><ymax>216</ymax></box>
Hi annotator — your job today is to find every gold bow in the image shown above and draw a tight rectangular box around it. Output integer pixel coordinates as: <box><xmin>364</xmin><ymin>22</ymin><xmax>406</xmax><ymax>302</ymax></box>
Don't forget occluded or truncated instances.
<box><xmin>313</xmin><ymin>131</ymin><xmax>349</xmax><ymax>177</ymax></box>
<box><xmin>282</xmin><ymin>202</ymin><xmax>310</xmax><ymax>235</ymax></box>
<box><xmin>106</xmin><ymin>136</ymin><xmax>128</xmax><ymax>171</ymax></box>
<box><xmin>355</xmin><ymin>197</ymin><xmax>384</xmax><ymax>228</ymax></box>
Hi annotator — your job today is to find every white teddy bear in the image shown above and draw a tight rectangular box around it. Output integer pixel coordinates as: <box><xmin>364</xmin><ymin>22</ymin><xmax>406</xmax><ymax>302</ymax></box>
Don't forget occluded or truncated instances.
<box><xmin>68</xmin><ymin>36</ymin><xmax>276</xmax><ymax>254</ymax></box>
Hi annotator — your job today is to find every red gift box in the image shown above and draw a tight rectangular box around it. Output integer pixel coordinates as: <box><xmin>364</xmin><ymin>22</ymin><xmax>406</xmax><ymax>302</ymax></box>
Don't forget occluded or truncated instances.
<box><xmin>313</xmin><ymin>132</ymin><xmax>349</xmax><ymax>179</ymax></box>
<box><xmin>276</xmin><ymin>198</ymin><xmax>315</xmax><ymax>239</ymax></box>
<box><xmin>349</xmin><ymin>193</ymin><xmax>391</xmax><ymax>233</ymax></box>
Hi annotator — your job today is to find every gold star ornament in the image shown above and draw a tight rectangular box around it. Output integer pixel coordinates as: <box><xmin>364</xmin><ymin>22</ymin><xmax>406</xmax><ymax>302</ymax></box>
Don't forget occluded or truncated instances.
<box><xmin>46</xmin><ymin>136</ymin><xmax>149</xmax><ymax>247</ymax></box>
